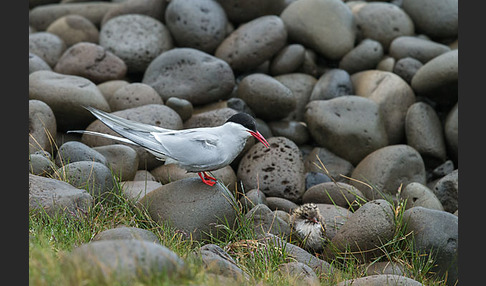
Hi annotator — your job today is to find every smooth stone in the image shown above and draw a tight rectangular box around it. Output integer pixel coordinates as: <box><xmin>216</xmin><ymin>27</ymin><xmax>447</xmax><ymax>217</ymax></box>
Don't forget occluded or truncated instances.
<box><xmin>29</xmin><ymin>32</ymin><xmax>66</xmax><ymax>68</ymax></box>
<box><xmin>165</xmin><ymin>97</ymin><xmax>193</xmax><ymax>122</ymax></box>
<box><xmin>354</xmin><ymin>2</ymin><xmax>414</xmax><ymax>50</ymax></box>
<box><xmin>215</xmin><ymin>0</ymin><xmax>287</xmax><ymax>24</ymax></box>
<box><xmin>97</xmin><ymin>80</ymin><xmax>129</xmax><ymax>102</ymax></box>
<box><xmin>81</xmin><ymin>104</ymin><xmax>183</xmax><ymax>170</ymax></box>
<box><xmin>400</xmin><ymin>182</ymin><xmax>444</xmax><ymax>211</ymax></box>
<box><xmin>101</xmin><ymin>0</ymin><xmax>168</xmax><ymax>26</ymax></box>
<box><xmin>121</xmin><ymin>180</ymin><xmax>163</xmax><ymax>202</ymax></box>
<box><xmin>315</xmin><ymin>203</ymin><xmax>351</xmax><ymax>240</ymax></box>
<box><xmin>281</xmin><ymin>0</ymin><xmax>355</xmax><ymax>60</ymax></box>
<box><xmin>237</xmin><ymin>137</ymin><xmax>306</xmax><ymax>202</ymax></box>
<box><xmin>267</xmin><ymin>120</ymin><xmax>310</xmax><ymax>146</ymax></box>
<box><xmin>393</xmin><ymin>57</ymin><xmax>423</xmax><ymax>84</ymax></box>
<box><xmin>29</xmin><ymin>2</ymin><xmax>118</xmax><ymax>31</ymax></box>
<box><xmin>108</xmin><ymin>83</ymin><xmax>163</xmax><ymax>112</ymax></box>
<box><xmin>376</xmin><ymin>56</ymin><xmax>395</xmax><ymax>72</ymax></box>
<box><xmin>350</xmin><ymin>145</ymin><xmax>426</xmax><ymax>201</ymax></box>
<box><xmin>29</xmin><ymin>53</ymin><xmax>52</xmax><ymax>74</ymax></box>
<box><xmin>143</xmin><ymin>48</ymin><xmax>235</xmax><ymax>105</ymax></box>
<box><xmin>432</xmin><ymin>169</ymin><xmax>458</xmax><ymax>213</ymax></box>
<box><xmin>402</xmin><ymin>0</ymin><xmax>458</xmax><ymax>39</ymax></box>
<box><xmin>303</xmin><ymin>182</ymin><xmax>365</xmax><ymax>209</ymax></box>
<box><xmin>270</xmin><ymin>44</ymin><xmax>306</xmax><ymax>76</ymax></box>
<box><xmin>100</xmin><ymin>14</ymin><xmax>173</xmax><ymax>73</ymax></box>
<box><xmin>305</xmin><ymin>171</ymin><xmax>332</xmax><ymax>190</ymax></box>
<box><xmin>199</xmin><ymin>244</ymin><xmax>249</xmax><ymax>281</ymax></box>
<box><xmin>226</xmin><ymin>98</ymin><xmax>255</xmax><ymax>118</ymax></box>
<box><xmin>310</xmin><ymin>69</ymin><xmax>353</xmax><ymax>101</ymax></box>
<box><xmin>274</xmin><ymin>73</ymin><xmax>317</xmax><ymax>121</ymax></box>
<box><xmin>329</xmin><ymin>200</ymin><xmax>395</xmax><ymax>261</ymax></box>
<box><xmin>351</xmin><ymin>70</ymin><xmax>416</xmax><ymax>144</ymax></box>
<box><xmin>29</xmin><ymin>153</ymin><xmax>55</xmax><ymax>177</ymax></box>
<box><xmin>403</xmin><ymin>207</ymin><xmax>458</xmax><ymax>285</ymax></box>
<box><xmin>29</xmin><ymin>99</ymin><xmax>57</xmax><ymax>154</ymax></box>
<box><xmin>304</xmin><ymin>96</ymin><xmax>388</xmax><ymax>165</ymax></box>
<box><xmin>183</xmin><ymin>107</ymin><xmax>237</xmax><ymax>129</ymax></box>
<box><xmin>237</xmin><ymin>73</ymin><xmax>295</xmax><ymax>121</ymax></box>
<box><xmin>63</xmin><ymin>240</ymin><xmax>185</xmax><ymax>282</ymax></box>
<box><xmin>215</xmin><ymin>15</ymin><xmax>287</xmax><ymax>73</ymax></box>
<box><xmin>303</xmin><ymin>147</ymin><xmax>354</xmax><ymax>183</ymax></box>
<box><xmin>430</xmin><ymin>160</ymin><xmax>455</xmax><ymax>182</ymax></box>
<box><xmin>139</xmin><ymin>177</ymin><xmax>238</xmax><ymax>241</ymax></box>
<box><xmin>55</xmin><ymin>141</ymin><xmax>107</xmax><ymax>167</ymax></box>
<box><xmin>359</xmin><ymin>262</ymin><xmax>406</xmax><ymax>276</ymax></box>
<box><xmin>133</xmin><ymin>170</ymin><xmax>157</xmax><ymax>182</ymax></box>
<box><xmin>29</xmin><ymin>173</ymin><xmax>93</xmax><ymax>216</ymax></box>
<box><xmin>93</xmin><ymin>145</ymin><xmax>139</xmax><ymax>181</ymax></box>
<box><xmin>389</xmin><ymin>36</ymin><xmax>451</xmax><ymax>64</ymax></box>
<box><xmin>245</xmin><ymin>204</ymin><xmax>291</xmax><ymax>238</ymax></box>
<box><xmin>56</xmin><ymin>161</ymin><xmax>115</xmax><ymax>197</ymax></box>
<box><xmin>29</xmin><ymin>70</ymin><xmax>110</xmax><ymax>131</ymax></box>
<box><xmin>411</xmin><ymin>50</ymin><xmax>458</xmax><ymax>105</ymax></box>
<box><xmin>444</xmin><ymin>104</ymin><xmax>458</xmax><ymax>164</ymax></box>
<box><xmin>92</xmin><ymin>226</ymin><xmax>160</xmax><ymax>244</ymax></box>
<box><xmin>46</xmin><ymin>14</ymin><xmax>99</xmax><ymax>47</ymax></box>
<box><xmin>54</xmin><ymin>42</ymin><xmax>127</xmax><ymax>84</ymax></box>
<box><xmin>278</xmin><ymin>262</ymin><xmax>320</xmax><ymax>286</ymax></box>
<box><xmin>405</xmin><ymin>102</ymin><xmax>447</xmax><ymax>168</ymax></box>
<box><xmin>165</xmin><ymin>0</ymin><xmax>227</xmax><ymax>53</ymax></box>
<box><xmin>266</xmin><ymin>197</ymin><xmax>299</xmax><ymax>213</ymax></box>
<box><xmin>339</xmin><ymin>39</ymin><xmax>384</xmax><ymax>75</ymax></box>
<box><xmin>336</xmin><ymin>274</ymin><xmax>424</xmax><ymax>286</ymax></box>
<box><xmin>239</xmin><ymin>189</ymin><xmax>267</xmax><ymax>211</ymax></box>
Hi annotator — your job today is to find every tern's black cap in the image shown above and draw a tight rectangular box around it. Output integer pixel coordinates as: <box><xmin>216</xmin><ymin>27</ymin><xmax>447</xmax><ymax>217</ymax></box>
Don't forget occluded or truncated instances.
<box><xmin>226</xmin><ymin>113</ymin><xmax>257</xmax><ymax>132</ymax></box>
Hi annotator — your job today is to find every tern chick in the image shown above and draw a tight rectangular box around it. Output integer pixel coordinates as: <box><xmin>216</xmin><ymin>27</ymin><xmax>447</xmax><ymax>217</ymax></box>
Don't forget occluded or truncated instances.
<box><xmin>289</xmin><ymin>203</ymin><xmax>328</xmax><ymax>252</ymax></box>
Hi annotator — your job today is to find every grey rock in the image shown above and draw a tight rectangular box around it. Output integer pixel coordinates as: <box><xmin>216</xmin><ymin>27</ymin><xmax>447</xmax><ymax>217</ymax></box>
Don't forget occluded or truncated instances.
<box><xmin>270</xmin><ymin>44</ymin><xmax>306</xmax><ymax>76</ymax></box>
<box><xmin>93</xmin><ymin>145</ymin><xmax>139</xmax><ymax>181</ymax></box>
<box><xmin>376</xmin><ymin>56</ymin><xmax>395</xmax><ymax>72</ymax></box>
<box><xmin>100</xmin><ymin>14</ymin><xmax>173</xmax><ymax>73</ymax></box>
<box><xmin>303</xmin><ymin>182</ymin><xmax>365</xmax><ymax>209</ymax></box>
<box><xmin>29</xmin><ymin>32</ymin><xmax>66</xmax><ymax>68</ymax></box>
<box><xmin>339</xmin><ymin>39</ymin><xmax>384</xmax><ymax>75</ymax></box>
<box><xmin>304</xmin><ymin>147</ymin><xmax>354</xmax><ymax>183</ymax></box>
<box><xmin>139</xmin><ymin>177</ymin><xmax>238</xmax><ymax>241</ymax></box>
<box><xmin>63</xmin><ymin>240</ymin><xmax>185</xmax><ymax>282</ymax></box>
<box><xmin>226</xmin><ymin>98</ymin><xmax>255</xmax><ymax>118</ymax></box>
<box><xmin>133</xmin><ymin>170</ymin><xmax>157</xmax><ymax>182</ymax></box>
<box><xmin>393</xmin><ymin>57</ymin><xmax>423</xmax><ymax>84</ymax></box>
<box><xmin>29</xmin><ymin>99</ymin><xmax>57</xmax><ymax>154</ymax></box>
<box><xmin>336</xmin><ymin>274</ymin><xmax>424</xmax><ymax>286</ymax></box>
<box><xmin>183</xmin><ymin>107</ymin><xmax>237</xmax><ymax>129</ymax></box>
<box><xmin>55</xmin><ymin>141</ymin><xmax>107</xmax><ymax>167</ymax></box>
<box><xmin>351</xmin><ymin>145</ymin><xmax>426</xmax><ymax>201</ymax></box>
<box><xmin>239</xmin><ymin>189</ymin><xmax>267</xmax><ymax>211</ymax></box>
<box><xmin>215</xmin><ymin>0</ymin><xmax>287</xmax><ymax>24</ymax></box>
<box><xmin>274</xmin><ymin>73</ymin><xmax>317</xmax><ymax>121</ymax></box>
<box><xmin>278</xmin><ymin>262</ymin><xmax>320</xmax><ymax>286</ymax></box>
<box><xmin>411</xmin><ymin>50</ymin><xmax>458</xmax><ymax>105</ymax></box>
<box><xmin>400</xmin><ymin>182</ymin><xmax>444</xmax><ymax>211</ymax></box>
<box><xmin>237</xmin><ymin>137</ymin><xmax>305</xmax><ymax>202</ymax></box>
<box><xmin>359</xmin><ymin>261</ymin><xmax>406</xmax><ymax>276</ymax></box>
<box><xmin>56</xmin><ymin>161</ymin><xmax>115</xmax><ymax>197</ymax></box>
<box><xmin>305</xmin><ymin>96</ymin><xmax>388</xmax><ymax>165</ymax></box>
<box><xmin>268</xmin><ymin>120</ymin><xmax>310</xmax><ymax>146</ymax></box>
<box><xmin>46</xmin><ymin>14</ymin><xmax>99</xmax><ymax>48</ymax></box>
<box><xmin>97</xmin><ymin>80</ymin><xmax>129</xmax><ymax>102</ymax></box>
<box><xmin>245</xmin><ymin>204</ymin><xmax>291</xmax><ymax>238</ymax></box>
<box><xmin>29</xmin><ymin>173</ymin><xmax>93</xmax><ymax>216</ymax></box>
<box><xmin>108</xmin><ymin>83</ymin><xmax>163</xmax><ymax>112</ymax></box>
<box><xmin>237</xmin><ymin>73</ymin><xmax>295</xmax><ymax>121</ymax></box>
<box><xmin>430</xmin><ymin>160</ymin><xmax>455</xmax><ymax>181</ymax></box>
<box><xmin>266</xmin><ymin>197</ymin><xmax>298</xmax><ymax>213</ymax></box>
<box><xmin>310</xmin><ymin>69</ymin><xmax>353</xmax><ymax>101</ymax></box>
<box><xmin>121</xmin><ymin>180</ymin><xmax>163</xmax><ymax>202</ymax></box>
<box><xmin>315</xmin><ymin>203</ymin><xmax>352</xmax><ymax>240</ymax></box>
<box><xmin>199</xmin><ymin>244</ymin><xmax>249</xmax><ymax>281</ymax></box>
<box><xmin>101</xmin><ymin>0</ymin><xmax>168</xmax><ymax>26</ymax></box>
<box><xmin>405</xmin><ymin>102</ymin><xmax>447</xmax><ymax>168</ymax></box>
<box><xmin>165</xmin><ymin>97</ymin><xmax>193</xmax><ymax>122</ymax></box>
<box><xmin>29</xmin><ymin>70</ymin><xmax>110</xmax><ymax>131</ymax></box>
<box><xmin>29</xmin><ymin>53</ymin><xmax>52</xmax><ymax>74</ymax></box>
<box><xmin>29</xmin><ymin>2</ymin><xmax>117</xmax><ymax>31</ymax></box>
<box><xmin>143</xmin><ymin>48</ymin><xmax>234</xmax><ymax>105</ymax></box>
<box><xmin>444</xmin><ymin>104</ymin><xmax>458</xmax><ymax>164</ymax></box>
<box><xmin>355</xmin><ymin>2</ymin><xmax>414</xmax><ymax>50</ymax></box>
<box><xmin>403</xmin><ymin>207</ymin><xmax>458</xmax><ymax>285</ymax></box>
<box><xmin>281</xmin><ymin>0</ymin><xmax>355</xmax><ymax>60</ymax></box>
<box><xmin>432</xmin><ymin>169</ymin><xmax>458</xmax><ymax>213</ymax></box>
<box><xmin>29</xmin><ymin>153</ymin><xmax>55</xmax><ymax>177</ymax></box>
<box><xmin>389</xmin><ymin>36</ymin><xmax>451</xmax><ymax>64</ymax></box>
<box><xmin>402</xmin><ymin>0</ymin><xmax>458</xmax><ymax>39</ymax></box>
<box><xmin>305</xmin><ymin>172</ymin><xmax>332</xmax><ymax>190</ymax></box>
<box><xmin>330</xmin><ymin>200</ymin><xmax>396</xmax><ymax>261</ymax></box>
<box><xmin>92</xmin><ymin>226</ymin><xmax>160</xmax><ymax>244</ymax></box>
<box><xmin>351</xmin><ymin>70</ymin><xmax>416</xmax><ymax>144</ymax></box>
<box><xmin>165</xmin><ymin>0</ymin><xmax>227</xmax><ymax>54</ymax></box>
<box><xmin>215</xmin><ymin>15</ymin><xmax>287</xmax><ymax>73</ymax></box>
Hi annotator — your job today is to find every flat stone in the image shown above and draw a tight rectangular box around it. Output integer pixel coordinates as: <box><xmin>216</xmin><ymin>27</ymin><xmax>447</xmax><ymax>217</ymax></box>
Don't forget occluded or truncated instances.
<box><xmin>302</xmin><ymin>182</ymin><xmax>365</xmax><ymax>209</ymax></box>
<box><xmin>389</xmin><ymin>36</ymin><xmax>451</xmax><ymax>64</ymax></box>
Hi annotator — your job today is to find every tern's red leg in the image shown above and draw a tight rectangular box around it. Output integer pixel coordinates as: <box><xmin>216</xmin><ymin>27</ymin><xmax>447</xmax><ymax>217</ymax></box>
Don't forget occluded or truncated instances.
<box><xmin>203</xmin><ymin>171</ymin><xmax>216</xmax><ymax>181</ymax></box>
<box><xmin>198</xmin><ymin>172</ymin><xmax>216</xmax><ymax>186</ymax></box>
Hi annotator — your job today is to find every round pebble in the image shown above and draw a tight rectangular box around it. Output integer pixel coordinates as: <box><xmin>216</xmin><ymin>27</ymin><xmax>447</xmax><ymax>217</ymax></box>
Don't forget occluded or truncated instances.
<box><xmin>393</xmin><ymin>57</ymin><xmax>423</xmax><ymax>84</ymax></box>
<box><xmin>108</xmin><ymin>83</ymin><xmax>163</xmax><ymax>112</ymax></box>
<box><xmin>339</xmin><ymin>39</ymin><xmax>384</xmax><ymax>75</ymax></box>
<box><xmin>46</xmin><ymin>14</ymin><xmax>99</xmax><ymax>47</ymax></box>
<box><xmin>274</xmin><ymin>73</ymin><xmax>317</xmax><ymax>121</ymax></box>
<box><xmin>29</xmin><ymin>53</ymin><xmax>52</xmax><ymax>74</ymax></box>
<box><xmin>302</xmin><ymin>182</ymin><xmax>365</xmax><ymax>209</ymax></box>
<box><xmin>54</xmin><ymin>42</ymin><xmax>127</xmax><ymax>84</ymax></box>
<box><xmin>309</xmin><ymin>69</ymin><xmax>353</xmax><ymax>101</ymax></box>
<box><xmin>400</xmin><ymin>182</ymin><xmax>444</xmax><ymax>211</ymax></box>
<box><xmin>56</xmin><ymin>161</ymin><xmax>115</xmax><ymax>197</ymax></box>
<box><xmin>269</xmin><ymin>44</ymin><xmax>306</xmax><ymax>76</ymax></box>
<box><xmin>267</xmin><ymin>121</ymin><xmax>310</xmax><ymax>146</ymax></box>
<box><xmin>303</xmin><ymin>147</ymin><xmax>354</xmax><ymax>183</ymax></box>
<box><xmin>165</xmin><ymin>0</ymin><xmax>227</xmax><ymax>53</ymax></box>
<box><xmin>29</xmin><ymin>99</ymin><xmax>57</xmax><ymax>154</ymax></box>
<box><xmin>55</xmin><ymin>141</ymin><xmax>107</xmax><ymax>167</ymax></box>
<box><xmin>92</xmin><ymin>226</ymin><xmax>160</xmax><ymax>244</ymax></box>
<box><xmin>389</xmin><ymin>36</ymin><xmax>451</xmax><ymax>64</ymax></box>
<box><xmin>93</xmin><ymin>144</ymin><xmax>139</xmax><ymax>181</ymax></box>
<box><xmin>101</xmin><ymin>0</ymin><xmax>167</xmax><ymax>26</ymax></box>
<box><xmin>444</xmin><ymin>103</ymin><xmax>458</xmax><ymax>164</ymax></box>
<box><xmin>29</xmin><ymin>32</ymin><xmax>66</xmax><ymax>68</ymax></box>
<box><xmin>143</xmin><ymin>48</ymin><xmax>235</xmax><ymax>105</ymax></box>
<box><xmin>165</xmin><ymin>97</ymin><xmax>193</xmax><ymax>122</ymax></box>
<box><xmin>100</xmin><ymin>14</ymin><xmax>173</xmax><ymax>73</ymax></box>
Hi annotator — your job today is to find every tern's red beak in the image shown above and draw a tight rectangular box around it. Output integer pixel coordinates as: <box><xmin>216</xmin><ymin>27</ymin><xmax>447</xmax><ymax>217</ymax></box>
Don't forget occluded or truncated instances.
<box><xmin>249</xmin><ymin>130</ymin><xmax>270</xmax><ymax>148</ymax></box>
